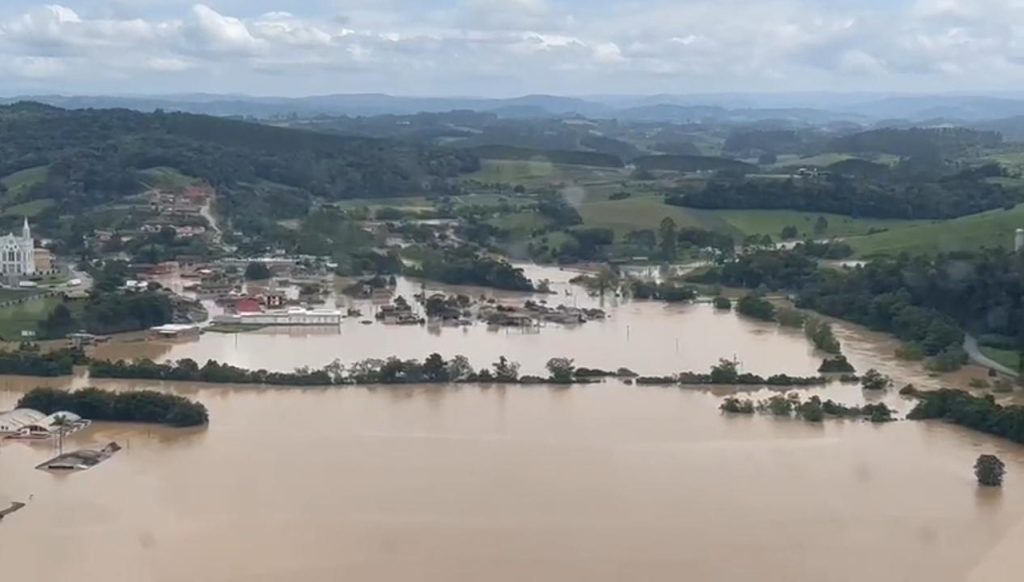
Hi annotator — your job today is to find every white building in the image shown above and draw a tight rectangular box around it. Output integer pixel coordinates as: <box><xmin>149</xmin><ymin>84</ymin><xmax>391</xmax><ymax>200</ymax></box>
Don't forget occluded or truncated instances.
<box><xmin>0</xmin><ymin>218</ymin><xmax>36</xmax><ymax>279</ymax></box>
<box><xmin>214</xmin><ymin>307</ymin><xmax>343</xmax><ymax>326</ymax></box>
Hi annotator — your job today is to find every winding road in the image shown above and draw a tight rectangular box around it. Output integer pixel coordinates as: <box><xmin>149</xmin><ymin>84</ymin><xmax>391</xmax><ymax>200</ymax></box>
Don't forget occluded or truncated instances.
<box><xmin>964</xmin><ymin>335</ymin><xmax>1018</xmax><ymax>377</ymax></box>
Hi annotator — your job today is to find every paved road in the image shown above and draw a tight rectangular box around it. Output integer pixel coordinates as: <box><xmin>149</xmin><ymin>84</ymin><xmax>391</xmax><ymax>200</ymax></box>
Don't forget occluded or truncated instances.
<box><xmin>200</xmin><ymin>199</ymin><xmax>222</xmax><ymax>239</ymax></box>
<box><xmin>964</xmin><ymin>335</ymin><xmax>1018</xmax><ymax>377</ymax></box>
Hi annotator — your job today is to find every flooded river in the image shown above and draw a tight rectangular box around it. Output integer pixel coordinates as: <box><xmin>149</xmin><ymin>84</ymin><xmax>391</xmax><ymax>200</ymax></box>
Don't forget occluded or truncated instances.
<box><xmin>2</xmin><ymin>264</ymin><xmax>1023</xmax><ymax>581</ymax></box>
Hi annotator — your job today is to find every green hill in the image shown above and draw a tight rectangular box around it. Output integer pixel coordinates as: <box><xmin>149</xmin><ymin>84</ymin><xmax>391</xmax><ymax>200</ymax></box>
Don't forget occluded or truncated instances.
<box><xmin>848</xmin><ymin>205</ymin><xmax>1024</xmax><ymax>256</ymax></box>
<box><xmin>0</xmin><ymin>102</ymin><xmax>481</xmax><ymax>238</ymax></box>
<box><xmin>470</xmin><ymin>145</ymin><xmax>624</xmax><ymax>168</ymax></box>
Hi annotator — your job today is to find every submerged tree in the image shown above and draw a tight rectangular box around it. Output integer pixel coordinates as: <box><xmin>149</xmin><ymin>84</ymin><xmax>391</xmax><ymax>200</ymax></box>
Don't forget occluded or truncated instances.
<box><xmin>975</xmin><ymin>455</ymin><xmax>1006</xmax><ymax>487</ymax></box>
<box><xmin>492</xmin><ymin>356</ymin><xmax>520</xmax><ymax>383</ymax></box>
<box><xmin>546</xmin><ymin>358</ymin><xmax>576</xmax><ymax>383</ymax></box>
<box><xmin>860</xmin><ymin>369</ymin><xmax>892</xmax><ymax>391</ymax></box>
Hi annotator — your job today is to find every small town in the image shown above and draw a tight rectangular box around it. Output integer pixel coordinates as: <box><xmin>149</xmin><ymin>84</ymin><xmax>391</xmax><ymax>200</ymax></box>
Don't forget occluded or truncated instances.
<box><xmin>6</xmin><ymin>4</ymin><xmax>1024</xmax><ymax>578</ymax></box>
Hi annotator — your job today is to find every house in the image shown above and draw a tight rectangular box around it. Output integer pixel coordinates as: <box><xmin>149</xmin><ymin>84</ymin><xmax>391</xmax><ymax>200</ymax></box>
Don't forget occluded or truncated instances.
<box><xmin>264</xmin><ymin>293</ymin><xmax>287</xmax><ymax>308</ymax></box>
<box><xmin>150</xmin><ymin>323</ymin><xmax>201</xmax><ymax>339</ymax></box>
<box><xmin>33</xmin><ymin>248</ymin><xmax>56</xmax><ymax>275</ymax></box>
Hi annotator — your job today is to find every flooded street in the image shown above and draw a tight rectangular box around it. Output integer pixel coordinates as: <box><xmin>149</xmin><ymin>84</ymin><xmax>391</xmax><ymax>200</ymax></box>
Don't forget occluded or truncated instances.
<box><xmin>2</xmin><ymin>264</ymin><xmax>1022</xmax><ymax>581</ymax></box>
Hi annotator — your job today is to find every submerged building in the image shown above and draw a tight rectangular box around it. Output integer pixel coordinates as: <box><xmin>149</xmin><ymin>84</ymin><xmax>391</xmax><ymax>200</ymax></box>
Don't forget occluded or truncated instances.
<box><xmin>213</xmin><ymin>307</ymin><xmax>343</xmax><ymax>326</ymax></box>
<box><xmin>0</xmin><ymin>409</ymin><xmax>90</xmax><ymax>440</ymax></box>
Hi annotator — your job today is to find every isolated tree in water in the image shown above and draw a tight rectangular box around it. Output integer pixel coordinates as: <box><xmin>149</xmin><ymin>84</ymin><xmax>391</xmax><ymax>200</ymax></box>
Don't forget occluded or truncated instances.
<box><xmin>546</xmin><ymin>358</ymin><xmax>576</xmax><ymax>383</ymax></box>
<box><xmin>492</xmin><ymin>356</ymin><xmax>520</xmax><ymax>382</ymax></box>
<box><xmin>975</xmin><ymin>454</ymin><xmax>1006</xmax><ymax>487</ymax></box>
<box><xmin>860</xmin><ymin>369</ymin><xmax>892</xmax><ymax>391</ymax></box>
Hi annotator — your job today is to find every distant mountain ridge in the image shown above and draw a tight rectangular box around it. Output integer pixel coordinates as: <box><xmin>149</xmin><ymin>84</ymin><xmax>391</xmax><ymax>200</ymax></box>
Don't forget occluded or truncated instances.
<box><xmin>8</xmin><ymin>92</ymin><xmax>1024</xmax><ymax>125</ymax></box>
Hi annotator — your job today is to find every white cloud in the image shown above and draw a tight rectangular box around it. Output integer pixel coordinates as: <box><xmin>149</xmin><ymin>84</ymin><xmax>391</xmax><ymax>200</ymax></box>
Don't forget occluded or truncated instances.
<box><xmin>184</xmin><ymin>4</ymin><xmax>264</xmax><ymax>56</ymax></box>
<box><xmin>2</xmin><ymin>55</ymin><xmax>66</xmax><ymax>78</ymax></box>
<box><xmin>2</xmin><ymin>0</ymin><xmax>1024</xmax><ymax>94</ymax></box>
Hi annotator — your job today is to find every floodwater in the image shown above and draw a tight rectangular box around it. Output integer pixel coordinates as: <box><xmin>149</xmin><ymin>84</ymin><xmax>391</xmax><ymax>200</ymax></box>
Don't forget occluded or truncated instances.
<box><xmin>2</xmin><ymin>263</ymin><xmax>1023</xmax><ymax>581</ymax></box>
<box><xmin>90</xmin><ymin>263</ymin><xmax>984</xmax><ymax>389</ymax></box>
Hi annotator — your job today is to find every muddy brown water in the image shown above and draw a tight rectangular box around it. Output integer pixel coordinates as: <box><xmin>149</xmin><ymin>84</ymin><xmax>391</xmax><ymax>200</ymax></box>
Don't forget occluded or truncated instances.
<box><xmin>2</xmin><ymin>264</ymin><xmax>1022</xmax><ymax>581</ymax></box>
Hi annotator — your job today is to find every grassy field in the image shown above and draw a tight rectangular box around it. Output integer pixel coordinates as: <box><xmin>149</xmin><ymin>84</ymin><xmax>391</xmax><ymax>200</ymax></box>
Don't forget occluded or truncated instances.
<box><xmin>847</xmin><ymin>204</ymin><xmax>1024</xmax><ymax>257</ymax></box>
<box><xmin>0</xmin><ymin>166</ymin><xmax>49</xmax><ymax>205</ymax></box>
<box><xmin>489</xmin><ymin>212</ymin><xmax>551</xmax><ymax>232</ymax></box>
<box><xmin>712</xmin><ymin>210</ymin><xmax>919</xmax><ymax>239</ymax></box>
<box><xmin>328</xmin><ymin>196</ymin><xmax>433</xmax><ymax>210</ymax></box>
<box><xmin>2</xmin><ymin>198</ymin><xmax>56</xmax><ymax>218</ymax></box>
<box><xmin>981</xmin><ymin>346</ymin><xmax>1021</xmax><ymax>372</ymax></box>
<box><xmin>139</xmin><ymin>166</ymin><xmax>200</xmax><ymax>191</ymax></box>
<box><xmin>0</xmin><ymin>296</ymin><xmax>60</xmax><ymax>341</ymax></box>
<box><xmin>578</xmin><ymin>197</ymin><xmax>737</xmax><ymax>236</ymax></box>
<box><xmin>576</xmin><ymin>198</ymin><xmax>918</xmax><ymax>241</ymax></box>
<box><xmin>328</xmin><ymin>193</ymin><xmax>515</xmax><ymax>212</ymax></box>
<box><xmin>463</xmin><ymin>159</ymin><xmax>628</xmax><ymax>189</ymax></box>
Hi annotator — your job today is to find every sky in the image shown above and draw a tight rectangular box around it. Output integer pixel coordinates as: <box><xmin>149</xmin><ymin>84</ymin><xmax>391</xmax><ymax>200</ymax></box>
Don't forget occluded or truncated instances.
<box><xmin>0</xmin><ymin>0</ymin><xmax>1022</xmax><ymax>97</ymax></box>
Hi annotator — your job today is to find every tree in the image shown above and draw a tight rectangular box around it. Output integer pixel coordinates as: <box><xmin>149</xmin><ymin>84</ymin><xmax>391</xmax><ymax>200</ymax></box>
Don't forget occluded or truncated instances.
<box><xmin>492</xmin><ymin>356</ymin><xmax>520</xmax><ymax>382</ymax></box>
<box><xmin>713</xmin><ymin>296</ymin><xmax>732</xmax><ymax>310</ymax></box>
<box><xmin>546</xmin><ymin>358</ymin><xmax>576</xmax><ymax>383</ymax></box>
<box><xmin>736</xmin><ymin>295</ymin><xmax>775</xmax><ymax>321</ymax></box>
<box><xmin>41</xmin><ymin>303</ymin><xmax>78</xmax><ymax>338</ymax></box>
<box><xmin>446</xmin><ymin>355</ymin><xmax>474</xmax><ymax>381</ymax></box>
<box><xmin>422</xmin><ymin>353</ymin><xmax>450</xmax><ymax>382</ymax></box>
<box><xmin>860</xmin><ymin>369</ymin><xmax>892</xmax><ymax>391</ymax></box>
<box><xmin>658</xmin><ymin>217</ymin><xmax>678</xmax><ymax>260</ymax></box>
<box><xmin>780</xmin><ymin>225</ymin><xmax>799</xmax><ymax>240</ymax></box>
<box><xmin>710</xmin><ymin>359</ymin><xmax>739</xmax><ymax>384</ymax></box>
<box><xmin>813</xmin><ymin>216</ymin><xmax>829</xmax><ymax>235</ymax></box>
<box><xmin>975</xmin><ymin>454</ymin><xmax>1006</xmax><ymax>487</ymax></box>
<box><xmin>244</xmin><ymin>261</ymin><xmax>272</xmax><ymax>280</ymax></box>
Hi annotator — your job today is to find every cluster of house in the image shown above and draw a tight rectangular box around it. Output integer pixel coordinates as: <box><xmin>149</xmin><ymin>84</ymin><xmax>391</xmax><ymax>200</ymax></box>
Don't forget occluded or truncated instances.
<box><xmin>144</xmin><ymin>185</ymin><xmax>211</xmax><ymax>219</ymax></box>
<box><xmin>376</xmin><ymin>301</ymin><xmax>425</xmax><ymax>325</ymax></box>
<box><xmin>479</xmin><ymin>301</ymin><xmax>606</xmax><ymax>327</ymax></box>
<box><xmin>210</xmin><ymin>291</ymin><xmax>343</xmax><ymax>327</ymax></box>
<box><xmin>0</xmin><ymin>408</ymin><xmax>90</xmax><ymax>441</ymax></box>
<box><xmin>795</xmin><ymin>167</ymin><xmax>832</xmax><ymax>179</ymax></box>
<box><xmin>88</xmin><ymin>184</ymin><xmax>215</xmax><ymax>253</ymax></box>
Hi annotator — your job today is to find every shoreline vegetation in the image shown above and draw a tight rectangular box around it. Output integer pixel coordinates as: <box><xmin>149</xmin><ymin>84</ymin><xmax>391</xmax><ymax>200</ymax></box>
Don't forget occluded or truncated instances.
<box><xmin>17</xmin><ymin>387</ymin><xmax>208</xmax><ymax>427</ymax></box>
<box><xmin>903</xmin><ymin>386</ymin><xmax>1024</xmax><ymax>444</ymax></box>
<box><xmin>721</xmin><ymin>394</ymin><xmax>895</xmax><ymax>423</ymax></box>
<box><xmin>88</xmin><ymin>355</ymin><xmax>837</xmax><ymax>388</ymax></box>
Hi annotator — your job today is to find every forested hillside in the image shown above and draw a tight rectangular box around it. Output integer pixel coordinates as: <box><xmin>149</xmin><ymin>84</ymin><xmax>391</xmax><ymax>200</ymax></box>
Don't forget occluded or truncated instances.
<box><xmin>0</xmin><ymin>102</ymin><xmax>479</xmax><ymax>230</ymax></box>
<box><xmin>828</xmin><ymin>127</ymin><xmax>1001</xmax><ymax>157</ymax></box>
<box><xmin>668</xmin><ymin>165</ymin><xmax>1019</xmax><ymax>219</ymax></box>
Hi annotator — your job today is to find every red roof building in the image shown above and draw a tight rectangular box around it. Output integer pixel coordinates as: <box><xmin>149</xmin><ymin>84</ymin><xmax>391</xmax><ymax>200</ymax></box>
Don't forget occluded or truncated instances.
<box><xmin>235</xmin><ymin>297</ymin><xmax>263</xmax><ymax>314</ymax></box>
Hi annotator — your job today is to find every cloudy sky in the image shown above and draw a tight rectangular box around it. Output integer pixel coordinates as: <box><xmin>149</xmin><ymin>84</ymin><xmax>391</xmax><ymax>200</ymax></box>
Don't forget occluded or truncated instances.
<box><xmin>0</xmin><ymin>0</ymin><xmax>1021</xmax><ymax>97</ymax></box>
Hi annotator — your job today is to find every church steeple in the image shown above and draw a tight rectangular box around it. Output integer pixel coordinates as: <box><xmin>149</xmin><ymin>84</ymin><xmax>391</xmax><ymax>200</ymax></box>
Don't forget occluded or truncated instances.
<box><xmin>21</xmin><ymin>217</ymin><xmax>30</xmax><ymax>242</ymax></box>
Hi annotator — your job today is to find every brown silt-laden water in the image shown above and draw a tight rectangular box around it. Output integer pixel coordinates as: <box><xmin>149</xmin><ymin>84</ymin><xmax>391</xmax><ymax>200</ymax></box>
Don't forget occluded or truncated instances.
<box><xmin>1</xmin><ymin>266</ymin><xmax>1022</xmax><ymax>581</ymax></box>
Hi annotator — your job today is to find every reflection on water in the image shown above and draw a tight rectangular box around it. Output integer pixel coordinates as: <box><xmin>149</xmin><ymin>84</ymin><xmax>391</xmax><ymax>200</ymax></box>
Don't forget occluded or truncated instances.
<box><xmin>1</xmin><ymin>382</ymin><xmax>1024</xmax><ymax>582</ymax></box>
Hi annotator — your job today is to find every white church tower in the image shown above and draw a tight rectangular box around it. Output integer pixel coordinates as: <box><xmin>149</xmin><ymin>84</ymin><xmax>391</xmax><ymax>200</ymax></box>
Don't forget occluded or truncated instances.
<box><xmin>0</xmin><ymin>217</ymin><xmax>36</xmax><ymax>279</ymax></box>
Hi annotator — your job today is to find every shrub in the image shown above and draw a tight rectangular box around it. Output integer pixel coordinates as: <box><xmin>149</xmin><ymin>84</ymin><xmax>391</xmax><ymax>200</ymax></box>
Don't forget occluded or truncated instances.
<box><xmin>713</xmin><ymin>296</ymin><xmax>733</xmax><ymax>310</ymax></box>
<box><xmin>895</xmin><ymin>343</ymin><xmax>925</xmax><ymax>361</ymax></box>
<box><xmin>975</xmin><ymin>455</ymin><xmax>1006</xmax><ymax>487</ymax></box>
<box><xmin>861</xmin><ymin>369</ymin><xmax>892</xmax><ymax>391</ymax></box>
